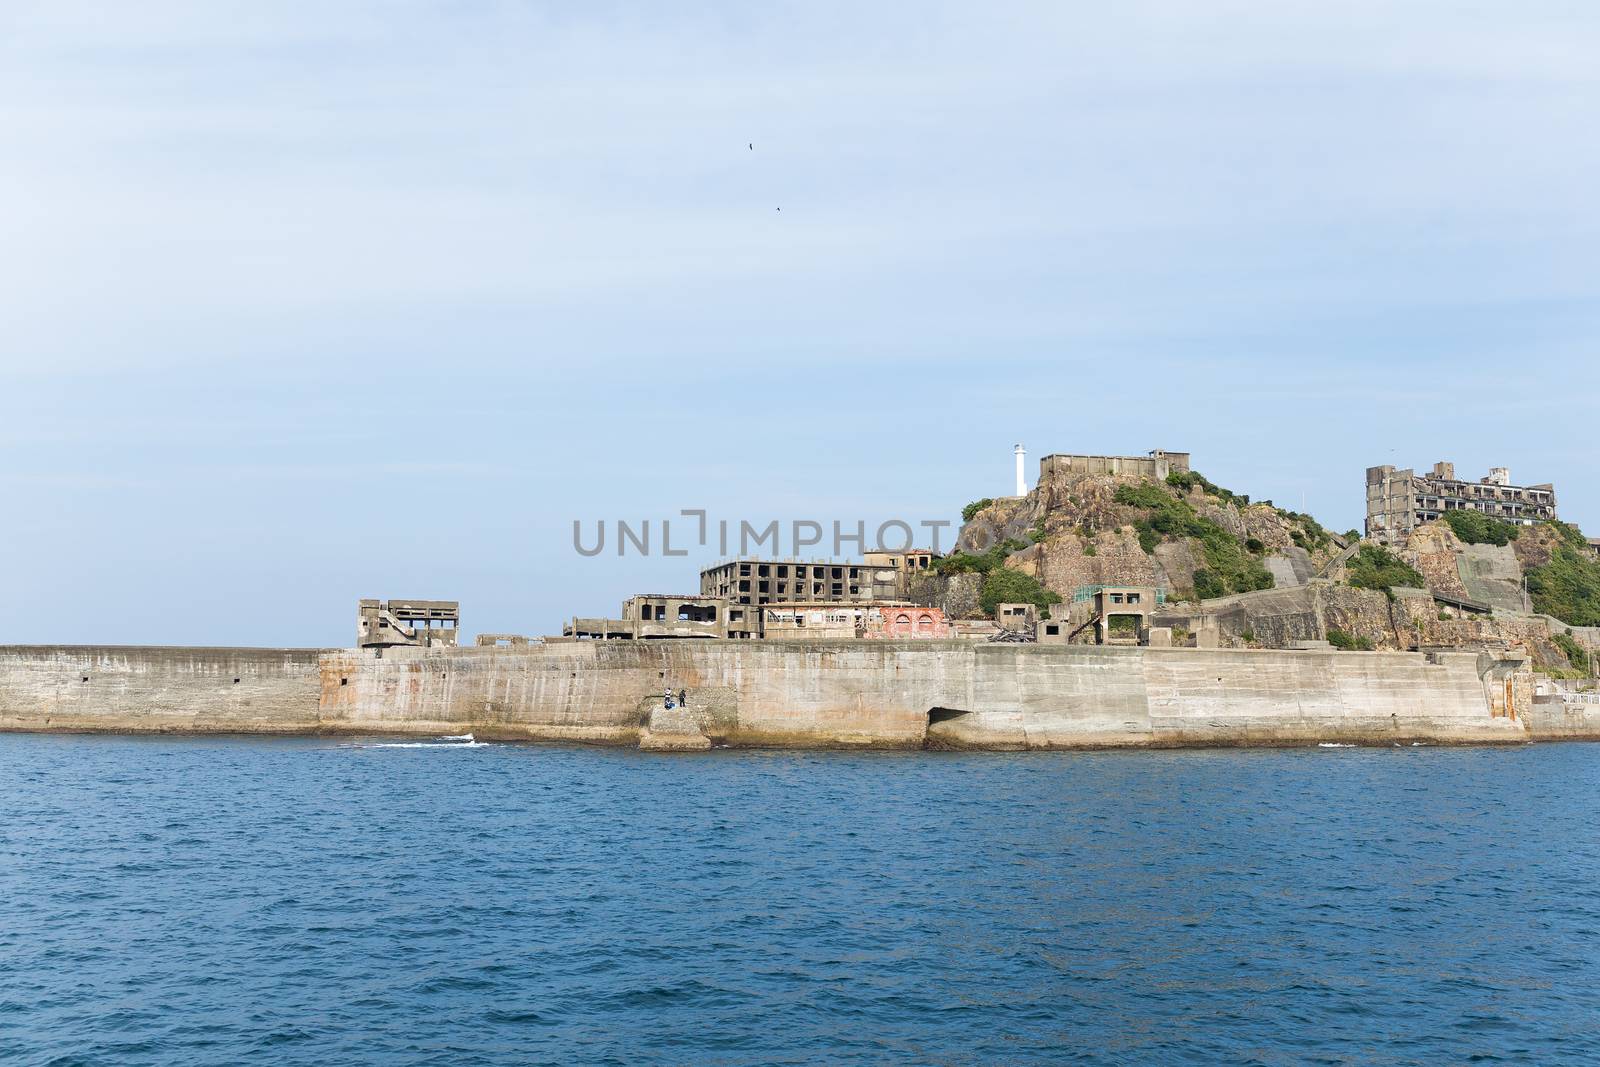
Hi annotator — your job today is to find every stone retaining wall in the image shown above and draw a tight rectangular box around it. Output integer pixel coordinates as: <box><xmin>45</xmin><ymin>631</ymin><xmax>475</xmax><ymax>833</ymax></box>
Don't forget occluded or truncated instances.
<box><xmin>0</xmin><ymin>642</ymin><xmax>1572</xmax><ymax>749</ymax></box>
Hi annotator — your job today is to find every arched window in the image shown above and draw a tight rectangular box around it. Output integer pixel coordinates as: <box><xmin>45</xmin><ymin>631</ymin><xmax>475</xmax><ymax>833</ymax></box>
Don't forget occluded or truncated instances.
<box><xmin>917</xmin><ymin>613</ymin><xmax>934</xmax><ymax>632</ymax></box>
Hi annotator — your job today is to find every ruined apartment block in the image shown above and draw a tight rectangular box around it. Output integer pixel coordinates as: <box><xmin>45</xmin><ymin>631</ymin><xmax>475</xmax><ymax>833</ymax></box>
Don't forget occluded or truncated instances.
<box><xmin>699</xmin><ymin>558</ymin><xmax>902</xmax><ymax>607</ymax></box>
<box><xmin>1366</xmin><ymin>461</ymin><xmax>1558</xmax><ymax>543</ymax></box>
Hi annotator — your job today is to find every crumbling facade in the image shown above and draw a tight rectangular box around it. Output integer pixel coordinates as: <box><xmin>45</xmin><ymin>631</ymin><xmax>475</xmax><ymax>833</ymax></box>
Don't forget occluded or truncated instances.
<box><xmin>699</xmin><ymin>559</ymin><xmax>901</xmax><ymax>607</ymax></box>
<box><xmin>862</xmin><ymin>549</ymin><xmax>937</xmax><ymax>598</ymax></box>
<box><xmin>1039</xmin><ymin>449</ymin><xmax>1190</xmax><ymax>482</ymax></box>
<box><xmin>563</xmin><ymin>594</ymin><xmax>755</xmax><ymax>641</ymax></box>
<box><xmin>357</xmin><ymin>599</ymin><xmax>460</xmax><ymax>649</ymax></box>
<box><xmin>760</xmin><ymin>603</ymin><xmax>951</xmax><ymax>641</ymax></box>
<box><xmin>1366</xmin><ymin>461</ymin><xmax>1557</xmax><ymax>543</ymax></box>
<box><xmin>1034</xmin><ymin>586</ymin><xmax>1157</xmax><ymax>645</ymax></box>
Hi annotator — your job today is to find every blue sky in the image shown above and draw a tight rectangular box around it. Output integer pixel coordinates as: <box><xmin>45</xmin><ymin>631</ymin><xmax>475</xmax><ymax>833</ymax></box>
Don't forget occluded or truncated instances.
<box><xmin>3</xmin><ymin>2</ymin><xmax>1596</xmax><ymax>646</ymax></box>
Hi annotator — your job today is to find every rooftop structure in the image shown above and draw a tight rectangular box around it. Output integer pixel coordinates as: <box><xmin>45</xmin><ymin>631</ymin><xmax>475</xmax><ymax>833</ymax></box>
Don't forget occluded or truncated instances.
<box><xmin>357</xmin><ymin>599</ymin><xmax>460</xmax><ymax>648</ymax></box>
<box><xmin>1039</xmin><ymin>449</ymin><xmax>1190</xmax><ymax>483</ymax></box>
<box><xmin>1366</xmin><ymin>461</ymin><xmax>1557</xmax><ymax>543</ymax></box>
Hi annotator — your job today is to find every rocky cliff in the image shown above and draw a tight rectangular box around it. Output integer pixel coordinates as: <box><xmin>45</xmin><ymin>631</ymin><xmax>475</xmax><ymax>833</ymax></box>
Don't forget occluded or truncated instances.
<box><xmin>956</xmin><ymin>466</ymin><xmax>1343</xmax><ymax>603</ymax></box>
<box><xmin>950</xmin><ymin>465</ymin><xmax>1600</xmax><ymax>675</ymax></box>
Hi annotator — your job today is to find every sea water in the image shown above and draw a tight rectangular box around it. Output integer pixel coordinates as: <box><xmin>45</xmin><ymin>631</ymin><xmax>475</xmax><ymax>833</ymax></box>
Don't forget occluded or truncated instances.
<box><xmin>2</xmin><ymin>735</ymin><xmax>1597</xmax><ymax>1065</ymax></box>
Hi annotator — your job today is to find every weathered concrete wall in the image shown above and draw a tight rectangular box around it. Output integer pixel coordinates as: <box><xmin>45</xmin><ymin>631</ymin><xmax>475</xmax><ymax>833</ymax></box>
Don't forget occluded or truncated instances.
<box><xmin>309</xmin><ymin>643</ymin><xmax>1544</xmax><ymax>749</ymax></box>
<box><xmin>1525</xmin><ymin>696</ymin><xmax>1600</xmax><ymax>738</ymax></box>
<box><xmin>0</xmin><ymin>641</ymin><xmax>1580</xmax><ymax>748</ymax></box>
<box><xmin>0</xmin><ymin>646</ymin><xmax>326</xmax><ymax>733</ymax></box>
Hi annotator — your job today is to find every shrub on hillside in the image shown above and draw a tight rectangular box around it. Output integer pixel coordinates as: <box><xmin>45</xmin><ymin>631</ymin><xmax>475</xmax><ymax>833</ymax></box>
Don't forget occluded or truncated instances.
<box><xmin>1553</xmin><ymin>632</ymin><xmax>1592</xmax><ymax>674</ymax></box>
<box><xmin>978</xmin><ymin>567</ymin><xmax>1062</xmax><ymax>618</ymax></box>
<box><xmin>1165</xmin><ymin>470</ymin><xmax>1249</xmax><ymax>506</ymax></box>
<box><xmin>935</xmin><ymin>539</ymin><xmax>1030</xmax><ymax>577</ymax></box>
<box><xmin>1115</xmin><ymin>482</ymin><xmax>1273</xmax><ymax>597</ymax></box>
<box><xmin>1527</xmin><ymin>523</ymin><xmax>1600</xmax><ymax>626</ymax></box>
<box><xmin>962</xmin><ymin>498</ymin><xmax>994</xmax><ymax>523</ymax></box>
<box><xmin>1443</xmin><ymin>510</ymin><xmax>1520</xmax><ymax>547</ymax></box>
<box><xmin>1327</xmin><ymin>628</ymin><xmax>1375</xmax><ymax>651</ymax></box>
<box><xmin>1346</xmin><ymin>545</ymin><xmax>1426</xmax><ymax>598</ymax></box>
<box><xmin>1277</xmin><ymin>509</ymin><xmax>1333</xmax><ymax>551</ymax></box>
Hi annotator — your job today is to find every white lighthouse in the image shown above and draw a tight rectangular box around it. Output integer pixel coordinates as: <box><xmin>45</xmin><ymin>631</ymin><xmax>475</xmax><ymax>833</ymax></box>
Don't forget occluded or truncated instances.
<box><xmin>1014</xmin><ymin>443</ymin><xmax>1027</xmax><ymax>497</ymax></box>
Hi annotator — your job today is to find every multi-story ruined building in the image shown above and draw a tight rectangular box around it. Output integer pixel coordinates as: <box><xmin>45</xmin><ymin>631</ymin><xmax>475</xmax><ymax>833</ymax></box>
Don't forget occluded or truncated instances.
<box><xmin>862</xmin><ymin>549</ymin><xmax>937</xmax><ymax>598</ymax></box>
<box><xmin>357</xmin><ymin>599</ymin><xmax>460</xmax><ymax>648</ymax></box>
<box><xmin>1038</xmin><ymin>449</ymin><xmax>1190</xmax><ymax>482</ymax></box>
<box><xmin>698</xmin><ymin>559</ymin><xmax>901</xmax><ymax>607</ymax></box>
<box><xmin>1366</xmin><ymin>462</ymin><xmax>1558</xmax><ymax>543</ymax></box>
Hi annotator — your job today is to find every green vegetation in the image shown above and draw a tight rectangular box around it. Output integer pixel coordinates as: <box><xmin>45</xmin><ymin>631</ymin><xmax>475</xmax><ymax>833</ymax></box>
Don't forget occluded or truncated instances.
<box><xmin>1442</xmin><ymin>510</ymin><xmax>1521</xmax><ymax>547</ymax></box>
<box><xmin>1345</xmin><ymin>544</ymin><xmax>1426</xmax><ymax>598</ymax></box>
<box><xmin>1029</xmin><ymin>521</ymin><xmax>1048</xmax><ymax>543</ymax></box>
<box><xmin>1526</xmin><ymin>522</ymin><xmax>1600</xmax><ymax>626</ymax></box>
<box><xmin>1240</xmin><ymin>629</ymin><xmax>1256</xmax><ymax>644</ymax></box>
<box><xmin>1327</xmin><ymin>628</ymin><xmax>1375</xmax><ymax>652</ymax></box>
<box><xmin>935</xmin><ymin>538</ymin><xmax>1030</xmax><ymax>577</ymax></box>
<box><xmin>1114</xmin><ymin>482</ymin><xmax>1273</xmax><ymax>598</ymax></box>
<box><xmin>1277</xmin><ymin>509</ymin><xmax>1333</xmax><ymax>552</ymax></box>
<box><xmin>1344</xmin><ymin>529</ymin><xmax>1362</xmax><ymax>542</ymax></box>
<box><xmin>1165</xmin><ymin>470</ymin><xmax>1249</xmax><ymax>507</ymax></box>
<box><xmin>961</xmin><ymin>498</ymin><xmax>994</xmax><ymax>523</ymax></box>
<box><xmin>1116</xmin><ymin>483</ymin><xmax>1173</xmax><ymax>510</ymax></box>
<box><xmin>1108</xmin><ymin>615</ymin><xmax>1139</xmax><ymax>637</ymax></box>
<box><xmin>978</xmin><ymin>568</ymin><xmax>1062</xmax><ymax>618</ymax></box>
<box><xmin>1553</xmin><ymin>631</ymin><xmax>1592</xmax><ymax>674</ymax></box>
<box><xmin>1245</xmin><ymin>537</ymin><xmax>1265</xmax><ymax>555</ymax></box>
<box><xmin>1083</xmin><ymin>542</ymin><xmax>1097</xmax><ymax>557</ymax></box>
<box><xmin>933</xmin><ymin>537</ymin><xmax>1062</xmax><ymax>619</ymax></box>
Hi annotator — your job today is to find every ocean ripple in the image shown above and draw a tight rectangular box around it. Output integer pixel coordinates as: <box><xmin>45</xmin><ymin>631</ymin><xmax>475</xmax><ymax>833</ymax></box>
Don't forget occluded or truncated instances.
<box><xmin>0</xmin><ymin>736</ymin><xmax>1597</xmax><ymax>1065</ymax></box>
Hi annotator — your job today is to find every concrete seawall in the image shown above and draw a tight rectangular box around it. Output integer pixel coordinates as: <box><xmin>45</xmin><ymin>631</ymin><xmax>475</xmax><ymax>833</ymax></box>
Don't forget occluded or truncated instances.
<box><xmin>0</xmin><ymin>646</ymin><xmax>326</xmax><ymax>734</ymax></box>
<box><xmin>0</xmin><ymin>641</ymin><xmax>1570</xmax><ymax>749</ymax></box>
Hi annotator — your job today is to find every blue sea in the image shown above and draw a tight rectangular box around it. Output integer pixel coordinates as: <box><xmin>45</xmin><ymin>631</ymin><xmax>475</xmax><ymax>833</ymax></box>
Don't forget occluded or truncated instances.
<box><xmin>2</xmin><ymin>736</ymin><xmax>1597</xmax><ymax>1066</ymax></box>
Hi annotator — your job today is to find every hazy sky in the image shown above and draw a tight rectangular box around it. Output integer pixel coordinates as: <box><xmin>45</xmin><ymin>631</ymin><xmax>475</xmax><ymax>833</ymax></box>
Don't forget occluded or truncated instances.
<box><xmin>3</xmin><ymin>2</ymin><xmax>1596</xmax><ymax>646</ymax></box>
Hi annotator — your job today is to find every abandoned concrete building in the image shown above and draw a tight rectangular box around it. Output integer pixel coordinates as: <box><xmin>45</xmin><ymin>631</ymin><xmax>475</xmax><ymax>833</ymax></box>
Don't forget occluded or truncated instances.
<box><xmin>357</xmin><ymin>599</ymin><xmax>460</xmax><ymax>648</ymax></box>
<box><xmin>699</xmin><ymin>558</ymin><xmax>901</xmax><ymax>606</ymax></box>
<box><xmin>1366</xmin><ymin>462</ymin><xmax>1558</xmax><ymax>543</ymax></box>
<box><xmin>1035</xmin><ymin>586</ymin><xmax>1158</xmax><ymax>646</ymax></box>
<box><xmin>1039</xmin><ymin>449</ymin><xmax>1190</xmax><ymax>482</ymax></box>
<box><xmin>561</xmin><ymin>593</ymin><xmax>950</xmax><ymax>642</ymax></box>
<box><xmin>563</xmin><ymin>594</ymin><xmax>758</xmax><ymax>641</ymax></box>
<box><xmin>862</xmin><ymin>549</ymin><xmax>938</xmax><ymax>597</ymax></box>
<box><xmin>995</xmin><ymin>603</ymin><xmax>1038</xmax><ymax>633</ymax></box>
